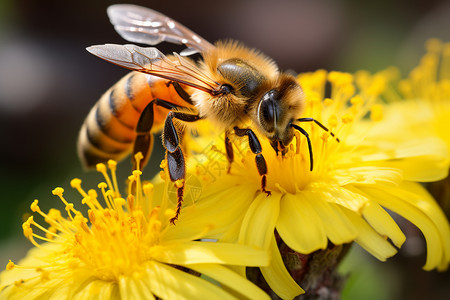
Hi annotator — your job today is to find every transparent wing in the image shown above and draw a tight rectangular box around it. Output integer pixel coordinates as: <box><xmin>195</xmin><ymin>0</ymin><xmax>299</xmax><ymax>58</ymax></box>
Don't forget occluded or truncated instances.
<box><xmin>107</xmin><ymin>4</ymin><xmax>215</xmax><ymax>56</ymax></box>
<box><xmin>87</xmin><ymin>44</ymin><xmax>221</xmax><ymax>94</ymax></box>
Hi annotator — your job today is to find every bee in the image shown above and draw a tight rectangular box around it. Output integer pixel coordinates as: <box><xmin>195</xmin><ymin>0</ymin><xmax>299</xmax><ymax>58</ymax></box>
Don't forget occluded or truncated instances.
<box><xmin>79</xmin><ymin>4</ymin><xmax>337</xmax><ymax>223</ymax></box>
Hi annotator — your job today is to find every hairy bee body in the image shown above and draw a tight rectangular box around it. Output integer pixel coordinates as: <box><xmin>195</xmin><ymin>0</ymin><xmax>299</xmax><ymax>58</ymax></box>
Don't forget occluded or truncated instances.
<box><xmin>81</xmin><ymin>4</ymin><xmax>337</xmax><ymax>223</ymax></box>
<box><xmin>78</xmin><ymin>71</ymin><xmax>193</xmax><ymax>168</ymax></box>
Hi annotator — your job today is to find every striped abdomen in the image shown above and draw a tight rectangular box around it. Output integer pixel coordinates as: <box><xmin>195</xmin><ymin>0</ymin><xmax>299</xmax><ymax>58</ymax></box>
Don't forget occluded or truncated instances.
<box><xmin>78</xmin><ymin>71</ymin><xmax>193</xmax><ymax>168</ymax></box>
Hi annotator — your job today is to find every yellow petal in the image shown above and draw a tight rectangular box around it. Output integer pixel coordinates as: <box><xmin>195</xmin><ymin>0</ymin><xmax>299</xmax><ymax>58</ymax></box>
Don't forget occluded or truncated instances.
<box><xmin>310</xmin><ymin>183</ymin><xmax>369</xmax><ymax>212</ymax></box>
<box><xmin>384</xmin><ymin>154</ymin><xmax>449</xmax><ymax>182</ymax></box>
<box><xmin>354</xmin><ymin>137</ymin><xmax>449</xmax><ymax>182</ymax></box>
<box><xmin>277</xmin><ymin>193</ymin><xmax>328</xmax><ymax>254</ymax></box>
<box><xmin>362</xmin><ymin>199</ymin><xmax>406</xmax><ymax>248</ymax></box>
<box><xmin>260</xmin><ymin>235</ymin><xmax>305</xmax><ymax>300</ymax></box>
<box><xmin>72</xmin><ymin>279</ymin><xmax>120</xmax><ymax>300</ymax></box>
<box><xmin>361</xmin><ymin>184</ymin><xmax>450</xmax><ymax>270</ymax></box>
<box><xmin>190</xmin><ymin>264</ymin><xmax>270</xmax><ymax>300</ymax></box>
<box><xmin>118</xmin><ymin>276</ymin><xmax>153</xmax><ymax>300</ymax></box>
<box><xmin>341</xmin><ymin>208</ymin><xmax>398</xmax><ymax>261</ymax></box>
<box><xmin>145</xmin><ymin>261</ymin><xmax>235</xmax><ymax>300</ymax></box>
<box><xmin>306</xmin><ymin>190</ymin><xmax>358</xmax><ymax>245</ymax></box>
<box><xmin>154</xmin><ymin>241</ymin><xmax>269</xmax><ymax>266</ymax></box>
<box><xmin>164</xmin><ymin>186</ymin><xmax>255</xmax><ymax>240</ymax></box>
<box><xmin>332</xmin><ymin>166</ymin><xmax>403</xmax><ymax>187</ymax></box>
<box><xmin>239</xmin><ymin>193</ymin><xmax>281</xmax><ymax>249</ymax></box>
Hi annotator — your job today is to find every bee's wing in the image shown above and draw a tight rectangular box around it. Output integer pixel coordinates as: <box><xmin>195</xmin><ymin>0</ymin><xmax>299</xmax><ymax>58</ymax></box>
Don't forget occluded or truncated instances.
<box><xmin>87</xmin><ymin>44</ymin><xmax>221</xmax><ymax>94</ymax></box>
<box><xmin>107</xmin><ymin>4</ymin><xmax>215</xmax><ymax>56</ymax></box>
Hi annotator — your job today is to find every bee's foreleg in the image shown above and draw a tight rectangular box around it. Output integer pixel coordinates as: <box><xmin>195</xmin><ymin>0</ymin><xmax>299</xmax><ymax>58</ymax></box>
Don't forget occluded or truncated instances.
<box><xmin>163</xmin><ymin>111</ymin><xmax>201</xmax><ymax>224</ymax></box>
<box><xmin>224</xmin><ymin>130</ymin><xmax>234</xmax><ymax>173</ymax></box>
<box><xmin>233</xmin><ymin>126</ymin><xmax>271</xmax><ymax>196</ymax></box>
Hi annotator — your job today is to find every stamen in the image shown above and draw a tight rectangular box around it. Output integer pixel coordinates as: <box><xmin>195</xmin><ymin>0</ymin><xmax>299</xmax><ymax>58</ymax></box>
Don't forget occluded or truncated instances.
<box><xmin>142</xmin><ymin>183</ymin><xmax>154</xmax><ymax>213</ymax></box>
<box><xmin>134</xmin><ymin>152</ymin><xmax>144</xmax><ymax>172</ymax></box>
<box><xmin>44</xmin><ymin>209</ymin><xmax>71</xmax><ymax>235</ymax></box>
<box><xmin>52</xmin><ymin>188</ymin><xmax>79</xmax><ymax>221</ymax></box>
<box><xmin>132</xmin><ymin>170</ymin><xmax>143</xmax><ymax>209</ymax></box>
<box><xmin>96</xmin><ymin>163</ymin><xmax>115</xmax><ymax>194</ymax></box>
<box><xmin>108</xmin><ymin>160</ymin><xmax>121</xmax><ymax>198</ymax></box>
<box><xmin>70</xmin><ymin>179</ymin><xmax>88</xmax><ymax>198</ymax></box>
<box><xmin>28</xmin><ymin>217</ymin><xmax>59</xmax><ymax>240</ymax></box>
<box><xmin>45</xmin><ymin>227</ymin><xmax>57</xmax><ymax>240</ymax></box>
<box><xmin>87</xmin><ymin>189</ymin><xmax>103</xmax><ymax>210</ymax></box>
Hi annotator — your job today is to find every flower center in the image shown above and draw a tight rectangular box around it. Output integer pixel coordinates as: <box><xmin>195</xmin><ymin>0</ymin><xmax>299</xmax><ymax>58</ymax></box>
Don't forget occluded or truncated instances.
<box><xmin>23</xmin><ymin>158</ymin><xmax>170</xmax><ymax>282</ymax></box>
<box><xmin>72</xmin><ymin>201</ymin><xmax>162</xmax><ymax>281</ymax></box>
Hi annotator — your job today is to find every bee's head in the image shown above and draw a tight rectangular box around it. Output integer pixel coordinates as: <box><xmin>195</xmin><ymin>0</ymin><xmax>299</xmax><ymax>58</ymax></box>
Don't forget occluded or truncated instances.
<box><xmin>257</xmin><ymin>74</ymin><xmax>305</xmax><ymax>151</ymax></box>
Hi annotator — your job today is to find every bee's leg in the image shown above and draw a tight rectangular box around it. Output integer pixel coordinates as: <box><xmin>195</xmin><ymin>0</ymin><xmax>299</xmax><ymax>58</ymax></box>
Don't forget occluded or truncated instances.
<box><xmin>167</xmin><ymin>81</ymin><xmax>194</xmax><ymax>105</ymax></box>
<box><xmin>133</xmin><ymin>99</ymin><xmax>186</xmax><ymax>170</ymax></box>
<box><xmin>163</xmin><ymin>111</ymin><xmax>202</xmax><ymax>224</ymax></box>
<box><xmin>233</xmin><ymin>126</ymin><xmax>271</xmax><ymax>196</ymax></box>
<box><xmin>134</xmin><ymin>104</ymin><xmax>155</xmax><ymax>170</ymax></box>
<box><xmin>224</xmin><ymin>130</ymin><xmax>234</xmax><ymax>173</ymax></box>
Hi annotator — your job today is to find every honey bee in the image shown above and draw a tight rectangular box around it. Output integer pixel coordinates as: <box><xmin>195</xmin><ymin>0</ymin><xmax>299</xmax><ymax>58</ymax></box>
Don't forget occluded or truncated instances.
<box><xmin>79</xmin><ymin>4</ymin><xmax>337</xmax><ymax>223</ymax></box>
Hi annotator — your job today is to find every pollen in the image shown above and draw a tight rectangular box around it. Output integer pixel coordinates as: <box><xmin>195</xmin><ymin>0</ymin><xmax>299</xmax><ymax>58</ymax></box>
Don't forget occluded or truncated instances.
<box><xmin>341</xmin><ymin>113</ymin><xmax>354</xmax><ymax>124</ymax></box>
<box><xmin>52</xmin><ymin>187</ymin><xmax>64</xmax><ymax>197</ymax></box>
<box><xmin>107</xmin><ymin>160</ymin><xmax>117</xmax><ymax>171</ymax></box>
<box><xmin>175</xmin><ymin>179</ymin><xmax>184</xmax><ymax>188</ymax></box>
<box><xmin>70</xmin><ymin>178</ymin><xmax>82</xmax><ymax>189</ymax></box>
<box><xmin>160</xmin><ymin>159</ymin><xmax>167</xmax><ymax>169</ymax></box>
<box><xmin>30</xmin><ymin>199</ymin><xmax>40</xmax><ymax>212</ymax></box>
<box><xmin>132</xmin><ymin>170</ymin><xmax>143</xmax><ymax>178</ymax></box>
<box><xmin>6</xmin><ymin>260</ymin><xmax>14</xmax><ymax>271</ymax></box>
<box><xmin>96</xmin><ymin>163</ymin><xmax>107</xmax><ymax>173</ymax></box>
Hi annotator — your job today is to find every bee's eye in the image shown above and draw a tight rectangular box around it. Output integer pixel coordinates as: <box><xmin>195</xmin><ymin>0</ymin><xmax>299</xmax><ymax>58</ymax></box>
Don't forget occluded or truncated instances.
<box><xmin>258</xmin><ymin>89</ymin><xmax>278</xmax><ymax>133</ymax></box>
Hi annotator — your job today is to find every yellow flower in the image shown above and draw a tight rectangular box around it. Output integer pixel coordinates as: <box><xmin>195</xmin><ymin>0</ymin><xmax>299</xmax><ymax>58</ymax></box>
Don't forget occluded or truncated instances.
<box><xmin>0</xmin><ymin>157</ymin><xmax>270</xmax><ymax>300</ymax></box>
<box><xmin>184</xmin><ymin>69</ymin><xmax>450</xmax><ymax>299</ymax></box>
<box><xmin>375</xmin><ymin>38</ymin><xmax>450</xmax><ymax>157</ymax></box>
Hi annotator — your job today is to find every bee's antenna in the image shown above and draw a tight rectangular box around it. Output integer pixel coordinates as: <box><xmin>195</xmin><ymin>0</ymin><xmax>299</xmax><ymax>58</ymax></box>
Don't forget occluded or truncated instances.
<box><xmin>290</xmin><ymin>124</ymin><xmax>313</xmax><ymax>171</ymax></box>
<box><xmin>291</xmin><ymin>118</ymin><xmax>340</xmax><ymax>171</ymax></box>
<box><xmin>296</xmin><ymin>118</ymin><xmax>340</xmax><ymax>143</ymax></box>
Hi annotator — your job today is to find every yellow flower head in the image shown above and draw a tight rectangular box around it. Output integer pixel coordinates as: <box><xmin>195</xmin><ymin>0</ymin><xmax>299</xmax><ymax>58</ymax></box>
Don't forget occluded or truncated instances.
<box><xmin>378</xmin><ymin>39</ymin><xmax>450</xmax><ymax>152</ymax></box>
<box><xmin>0</xmin><ymin>156</ymin><xmax>270</xmax><ymax>300</ymax></box>
<box><xmin>186</xmin><ymin>69</ymin><xmax>450</xmax><ymax>299</ymax></box>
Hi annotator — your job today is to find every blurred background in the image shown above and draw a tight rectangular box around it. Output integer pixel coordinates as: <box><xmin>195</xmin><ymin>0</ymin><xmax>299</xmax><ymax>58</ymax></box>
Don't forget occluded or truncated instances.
<box><xmin>0</xmin><ymin>0</ymin><xmax>449</xmax><ymax>299</ymax></box>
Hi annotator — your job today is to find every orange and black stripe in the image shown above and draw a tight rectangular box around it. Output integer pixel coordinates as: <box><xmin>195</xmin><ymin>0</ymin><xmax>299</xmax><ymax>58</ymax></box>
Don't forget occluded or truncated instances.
<box><xmin>78</xmin><ymin>71</ymin><xmax>194</xmax><ymax>168</ymax></box>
